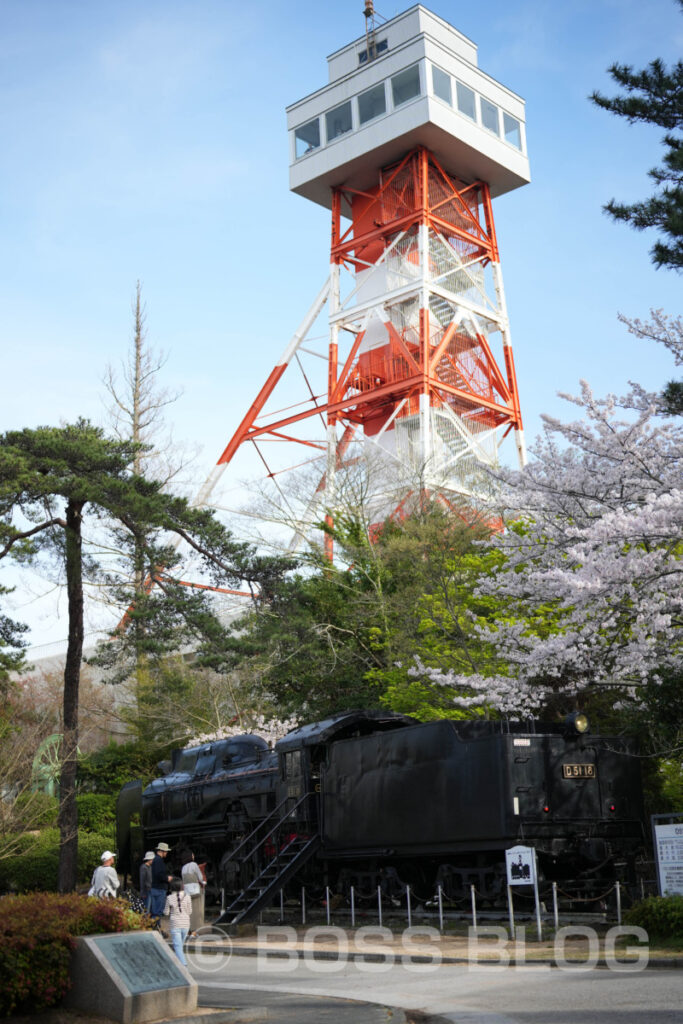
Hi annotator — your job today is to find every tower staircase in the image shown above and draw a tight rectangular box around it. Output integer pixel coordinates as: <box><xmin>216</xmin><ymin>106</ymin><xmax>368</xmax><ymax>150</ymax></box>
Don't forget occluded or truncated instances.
<box><xmin>215</xmin><ymin>792</ymin><xmax>320</xmax><ymax>926</ymax></box>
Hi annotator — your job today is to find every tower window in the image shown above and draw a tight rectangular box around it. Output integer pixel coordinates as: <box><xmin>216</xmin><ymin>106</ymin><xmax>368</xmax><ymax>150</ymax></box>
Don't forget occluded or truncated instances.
<box><xmin>480</xmin><ymin>98</ymin><xmax>500</xmax><ymax>136</ymax></box>
<box><xmin>358</xmin><ymin>82</ymin><xmax>386</xmax><ymax>125</ymax></box>
<box><xmin>456</xmin><ymin>81</ymin><xmax>476</xmax><ymax>121</ymax></box>
<box><xmin>358</xmin><ymin>38</ymin><xmax>388</xmax><ymax>64</ymax></box>
<box><xmin>432</xmin><ymin>65</ymin><xmax>452</xmax><ymax>105</ymax></box>
<box><xmin>295</xmin><ymin>118</ymin><xmax>320</xmax><ymax>159</ymax></box>
<box><xmin>391</xmin><ymin>65</ymin><xmax>421</xmax><ymax>107</ymax></box>
<box><xmin>325</xmin><ymin>101</ymin><xmax>353</xmax><ymax>142</ymax></box>
<box><xmin>503</xmin><ymin>112</ymin><xmax>522</xmax><ymax>150</ymax></box>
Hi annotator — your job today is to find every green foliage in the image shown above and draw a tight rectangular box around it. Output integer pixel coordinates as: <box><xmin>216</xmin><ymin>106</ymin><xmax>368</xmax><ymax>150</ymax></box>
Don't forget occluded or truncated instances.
<box><xmin>365</xmin><ymin>511</ymin><xmax>519</xmax><ymax>719</ymax></box>
<box><xmin>596</xmin><ymin>668</ymin><xmax>683</xmax><ymax>770</ymax></box>
<box><xmin>0</xmin><ymin>829</ymin><xmax>113</xmax><ymax>893</ymax></box>
<box><xmin>12</xmin><ymin>791</ymin><xmax>59</xmax><ymax>829</ymax></box>
<box><xmin>659</xmin><ymin>760</ymin><xmax>683</xmax><ymax>808</ymax></box>
<box><xmin>229</xmin><ymin>504</ymin><xmax>518</xmax><ymax>721</ymax></box>
<box><xmin>75</xmin><ymin>792</ymin><xmax>116</xmax><ymax>833</ymax></box>
<box><xmin>77</xmin><ymin>740</ymin><xmax>163</xmax><ymax>794</ymax></box>
<box><xmin>125</xmin><ymin>658</ymin><xmax>198</xmax><ymax>746</ymax></box>
<box><xmin>590</xmin><ymin>1</ymin><xmax>683</xmax><ymax>271</ymax></box>
<box><xmin>0</xmin><ymin>584</ymin><xmax>27</xmax><ymax>691</ymax></box>
<box><xmin>233</xmin><ymin>570</ymin><xmax>384</xmax><ymax>721</ymax></box>
<box><xmin>0</xmin><ymin>891</ymin><xmax>150</xmax><ymax>1015</ymax></box>
<box><xmin>7</xmin><ymin>791</ymin><xmax>118</xmax><ymax>836</ymax></box>
<box><xmin>625</xmin><ymin>895</ymin><xmax>683</xmax><ymax>940</ymax></box>
<box><xmin>662</xmin><ymin>379</ymin><xmax>683</xmax><ymax>414</ymax></box>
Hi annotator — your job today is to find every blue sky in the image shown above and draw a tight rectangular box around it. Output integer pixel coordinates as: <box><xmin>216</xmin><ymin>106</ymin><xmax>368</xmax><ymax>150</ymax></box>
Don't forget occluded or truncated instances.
<box><xmin>1</xmin><ymin>0</ymin><xmax>682</xmax><ymax>649</ymax></box>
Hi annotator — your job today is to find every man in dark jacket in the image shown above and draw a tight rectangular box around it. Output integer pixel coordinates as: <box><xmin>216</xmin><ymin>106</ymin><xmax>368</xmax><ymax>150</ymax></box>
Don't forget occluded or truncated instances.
<box><xmin>150</xmin><ymin>842</ymin><xmax>173</xmax><ymax>921</ymax></box>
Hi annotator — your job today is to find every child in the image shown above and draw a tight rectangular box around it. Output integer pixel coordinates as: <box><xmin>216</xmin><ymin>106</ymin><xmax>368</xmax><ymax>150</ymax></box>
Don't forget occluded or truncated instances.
<box><xmin>163</xmin><ymin>879</ymin><xmax>192</xmax><ymax>967</ymax></box>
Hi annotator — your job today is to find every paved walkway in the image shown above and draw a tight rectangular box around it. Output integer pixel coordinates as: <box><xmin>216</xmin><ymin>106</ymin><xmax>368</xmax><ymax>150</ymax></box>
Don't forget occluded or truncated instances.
<box><xmin>195</xmin><ymin>986</ymin><xmax>409</xmax><ymax>1024</ymax></box>
<box><xmin>184</xmin><ymin>922</ymin><xmax>683</xmax><ymax>969</ymax></box>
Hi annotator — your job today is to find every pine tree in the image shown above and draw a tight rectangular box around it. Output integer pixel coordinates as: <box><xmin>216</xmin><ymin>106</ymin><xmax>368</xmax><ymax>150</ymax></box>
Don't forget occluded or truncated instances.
<box><xmin>0</xmin><ymin>420</ymin><xmax>260</xmax><ymax>890</ymax></box>
<box><xmin>590</xmin><ymin>0</ymin><xmax>683</xmax><ymax>271</ymax></box>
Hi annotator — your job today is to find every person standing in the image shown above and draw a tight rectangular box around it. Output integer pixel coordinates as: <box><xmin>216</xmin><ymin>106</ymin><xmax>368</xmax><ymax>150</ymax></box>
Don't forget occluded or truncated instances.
<box><xmin>181</xmin><ymin>851</ymin><xmax>206</xmax><ymax>935</ymax></box>
<box><xmin>89</xmin><ymin>851</ymin><xmax>120</xmax><ymax>899</ymax></box>
<box><xmin>139</xmin><ymin>851</ymin><xmax>155</xmax><ymax>912</ymax></box>
<box><xmin>149</xmin><ymin>842</ymin><xmax>173</xmax><ymax>922</ymax></box>
<box><xmin>163</xmin><ymin>879</ymin><xmax>192</xmax><ymax>967</ymax></box>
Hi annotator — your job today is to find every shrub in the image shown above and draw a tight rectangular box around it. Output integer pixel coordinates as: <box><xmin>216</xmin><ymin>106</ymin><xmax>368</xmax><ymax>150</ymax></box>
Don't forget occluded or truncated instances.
<box><xmin>0</xmin><ymin>891</ymin><xmax>150</xmax><ymax>1015</ymax></box>
<box><xmin>0</xmin><ymin>829</ymin><xmax>113</xmax><ymax>893</ymax></box>
<box><xmin>659</xmin><ymin>760</ymin><xmax>683</xmax><ymax>809</ymax></box>
<box><xmin>77</xmin><ymin>740</ymin><xmax>164</xmax><ymax>794</ymax></box>
<box><xmin>624</xmin><ymin>895</ymin><xmax>683</xmax><ymax>940</ymax></box>
<box><xmin>11</xmin><ymin>791</ymin><xmax>59</xmax><ymax>829</ymax></box>
<box><xmin>76</xmin><ymin>792</ymin><xmax>116</xmax><ymax>833</ymax></box>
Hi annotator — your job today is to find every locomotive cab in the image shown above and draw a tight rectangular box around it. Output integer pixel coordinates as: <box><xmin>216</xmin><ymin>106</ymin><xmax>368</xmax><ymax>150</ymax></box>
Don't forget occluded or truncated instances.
<box><xmin>275</xmin><ymin>710</ymin><xmax>415</xmax><ymax>832</ymax></box>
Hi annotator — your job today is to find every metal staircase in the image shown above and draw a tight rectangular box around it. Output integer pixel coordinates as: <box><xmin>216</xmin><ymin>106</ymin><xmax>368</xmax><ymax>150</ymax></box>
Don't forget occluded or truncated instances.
<box><xmin>215</xmin><ymin>791</ymin><xmax>320</xmax><ymax>926</ymax></box>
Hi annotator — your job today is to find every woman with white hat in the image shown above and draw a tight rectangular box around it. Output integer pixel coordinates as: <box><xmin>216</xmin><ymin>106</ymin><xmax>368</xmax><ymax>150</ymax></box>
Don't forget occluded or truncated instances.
<box><xmin>88</xmin><ymin>851</ymin><xmax>120</xmax><ymax>899</ymax></box>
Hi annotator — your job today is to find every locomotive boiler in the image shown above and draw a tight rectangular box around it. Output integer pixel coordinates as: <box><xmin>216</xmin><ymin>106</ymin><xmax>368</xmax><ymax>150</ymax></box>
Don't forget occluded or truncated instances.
<box><xmin>116</xmin><ymin>709</ymin><xmax>645</xmax><ymax>922</ymax></box>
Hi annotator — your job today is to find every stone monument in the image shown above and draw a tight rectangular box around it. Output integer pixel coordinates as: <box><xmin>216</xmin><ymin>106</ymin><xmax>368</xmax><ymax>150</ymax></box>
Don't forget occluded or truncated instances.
<box><xmin>65</xmin><ymin>930</ymin><xmax>198</xmax><ymax>1023</ymax></box>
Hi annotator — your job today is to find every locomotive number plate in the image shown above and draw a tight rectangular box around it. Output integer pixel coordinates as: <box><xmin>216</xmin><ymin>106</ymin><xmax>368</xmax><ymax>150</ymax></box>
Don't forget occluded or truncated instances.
<box><xmin>562</xmin><ymin>763</ymin><xmax>596</xmax><ymax>779</ymax></box>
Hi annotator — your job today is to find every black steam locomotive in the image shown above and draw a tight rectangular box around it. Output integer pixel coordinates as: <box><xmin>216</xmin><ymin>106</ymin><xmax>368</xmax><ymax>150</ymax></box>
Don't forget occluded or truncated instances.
<box><xmin>116</xmin><ymin>709</ymin><xmax>644</xmax><ymax>921</ymax></box>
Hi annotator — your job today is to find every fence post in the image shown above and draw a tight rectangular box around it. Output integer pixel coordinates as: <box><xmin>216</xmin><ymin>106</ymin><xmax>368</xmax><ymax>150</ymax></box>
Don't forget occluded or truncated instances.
<box><xmin>280</xmin><ymin>888</ymin><xmax>284</xmax><ymax>922</ymax></box>
<box><xmin>325</xmin><ymin>885</ymin><xmax>331</xmax><ymax>926</ymax></box>
<box><xmin>377</xmin><ymin>885</ymin><xmax>383</xmax><ymax>927</ymax></box>
<box><xmin>470</xmin><ymin>885</ymin><xmax>477</xmax><ymax>932</ymax></box>
<box><xmin>220</xmin><ymin>887</ymin><xmax>225</xmax><ymax>913</ymax></box>
<box><xmin>507</xmin><ymin>884</ymin><xmax>515</xmax><ymax>936</ymax></box>
<box><xmin>615</xmin><ymin>882</ymin><xmax>622</xmax><ymax>925</ymax></box>
<box><xmin>351</xmin><ymin>885</ymin><xmax>356</xmax><ymax>928</ymax></box>
<box><xmin>406</xmin><ymin>885</ymin><xmax>412</xmax><ymax>928</ymax></box>
<box><xmin>533</xmin><ymin>876</ymin><xmax>542</xmax><ymax>942</ymax></box>
<box><xmin>301</xmin><ymin>886</ymin><xmax>306</xmax><ymax>925</ymax></box>
<box><xmin>437</xmin><ymin>884</ymin><xmax>444</xmax><ymax>932</ymax></box>
<box><xmin>552</xmin><ymin>881</ymin><xmax>559</xmax><ymax>931</ymax></box>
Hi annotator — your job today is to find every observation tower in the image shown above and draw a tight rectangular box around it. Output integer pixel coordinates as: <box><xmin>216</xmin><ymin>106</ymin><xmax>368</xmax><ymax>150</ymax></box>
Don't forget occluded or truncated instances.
<box><xmin>203</xmin><ymin>5</ymin><xmax>530</xmax><ymax>551</ymax></box>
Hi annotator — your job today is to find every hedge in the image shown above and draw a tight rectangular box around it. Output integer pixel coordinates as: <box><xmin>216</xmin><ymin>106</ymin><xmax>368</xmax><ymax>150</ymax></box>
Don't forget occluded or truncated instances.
<box><xmin>0</xmin><ymin>829</ymin><xmax>113</xmax><ymax>893</ymax></box>
<box><xmin>6</xmin><ymin>792</ymin><xmax>116</xmax><ymax>835</ymax></box>
<box><xmin>624</xmin><ymin>895</ymin><xmax>683</xmax><ymax>940</ymax></box>
<box><xmin>76</xmin><ymin>792</ymin><xmax>117</xmax><ymax>833</ymax></box>
<box><xmin>77</xmin><ymin>740</ymin><xmax>164</xmax><ymax>794</ymax></box>
<box><xmin>0</xmin><ymin>892</ymin><xmax>149</xmax><ymax>1015</ymax></box>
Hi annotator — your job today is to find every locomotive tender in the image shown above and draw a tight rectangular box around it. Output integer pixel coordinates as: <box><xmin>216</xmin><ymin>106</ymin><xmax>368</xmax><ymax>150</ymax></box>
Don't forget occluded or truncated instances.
<box><xmin>117</xmin><ymin>709</ymin><xmax>644</xmax><ymax>919</ymax></box>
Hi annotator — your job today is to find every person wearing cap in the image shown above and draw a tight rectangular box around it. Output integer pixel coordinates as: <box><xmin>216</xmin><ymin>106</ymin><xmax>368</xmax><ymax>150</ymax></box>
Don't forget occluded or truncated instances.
<box><xmin>149</xmin><ymin>842</ymin><xmax>173</xmax><ymax>922</ymax></box>
<box><xmin>88</xmin><ymin>851</ymin><xmax>120</xmax><ymax>899</ymax></box>
<box><xmin>139</xmin><ymin>851</ymin><xmax>155</xmax><ymax>912</ymax></box>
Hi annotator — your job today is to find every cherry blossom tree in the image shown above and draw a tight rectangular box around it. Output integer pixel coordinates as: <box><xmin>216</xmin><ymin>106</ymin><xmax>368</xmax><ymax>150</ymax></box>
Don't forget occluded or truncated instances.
<box><xmin>418</xmin><ymin>311</ymin><xmax>682</xmax><ymax>720</ymax></box>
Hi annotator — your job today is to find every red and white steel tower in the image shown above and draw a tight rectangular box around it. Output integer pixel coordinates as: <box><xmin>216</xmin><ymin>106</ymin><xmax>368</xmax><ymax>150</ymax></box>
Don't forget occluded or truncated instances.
<box><xmin>199</xmin><ymin>6</ymin><xmax>530</xmax><ymax>550</ymax></box>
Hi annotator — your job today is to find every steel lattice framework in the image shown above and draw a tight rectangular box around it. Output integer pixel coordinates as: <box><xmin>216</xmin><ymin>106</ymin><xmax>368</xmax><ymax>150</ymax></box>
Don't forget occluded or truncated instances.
<box><xmin>198</xmin><ymin>147</ymin><xmax>525</xmax><ymax>551</ymax></box>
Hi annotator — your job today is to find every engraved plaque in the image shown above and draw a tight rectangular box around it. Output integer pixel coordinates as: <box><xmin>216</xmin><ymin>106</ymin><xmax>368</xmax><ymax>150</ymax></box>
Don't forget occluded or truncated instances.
<box><xmin>92</xmin><ymin>934</ymin><xmax>188</xmax><ymax>994</ymax></box>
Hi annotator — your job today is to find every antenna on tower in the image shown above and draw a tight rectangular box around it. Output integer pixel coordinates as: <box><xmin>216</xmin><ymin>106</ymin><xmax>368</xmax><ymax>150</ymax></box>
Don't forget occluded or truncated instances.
<box><xmin>363</xmin><ymin>0</ymin><xmax>378</xmax><ymax>62</ymax></box>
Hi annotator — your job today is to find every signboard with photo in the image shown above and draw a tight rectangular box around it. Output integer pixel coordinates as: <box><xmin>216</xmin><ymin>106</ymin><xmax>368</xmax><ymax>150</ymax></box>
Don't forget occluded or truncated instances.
<box><xmin>505</xmin><ymin>845</ymin><xmax>537</xmax><ymax>886</ymax></box>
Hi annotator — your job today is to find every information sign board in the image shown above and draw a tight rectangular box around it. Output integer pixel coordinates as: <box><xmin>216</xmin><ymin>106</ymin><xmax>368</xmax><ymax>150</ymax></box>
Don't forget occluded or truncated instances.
<box><xmin>654</xmin><ymin>823</ymin><xmax>683</xmax><ymax>896</ymax></box>
<box><xmin>505</xmin><ymin>844</ymin><xmax>537</xmax><ymax>886</ymax></box>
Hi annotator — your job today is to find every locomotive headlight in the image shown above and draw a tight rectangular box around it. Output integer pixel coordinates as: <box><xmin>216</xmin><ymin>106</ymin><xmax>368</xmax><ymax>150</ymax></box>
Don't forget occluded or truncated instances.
<box><xmin>565</xmin><ymin>711</ymin><xmax>590</xmax><ymax>735</ymax></box>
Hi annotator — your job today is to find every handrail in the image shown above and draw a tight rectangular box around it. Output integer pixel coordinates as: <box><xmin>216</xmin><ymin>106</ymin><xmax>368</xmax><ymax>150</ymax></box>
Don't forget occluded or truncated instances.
<box><xmin>222</xmin><ymin>790</ymin><xmax>315</xmax><ymax>873</ymax></box>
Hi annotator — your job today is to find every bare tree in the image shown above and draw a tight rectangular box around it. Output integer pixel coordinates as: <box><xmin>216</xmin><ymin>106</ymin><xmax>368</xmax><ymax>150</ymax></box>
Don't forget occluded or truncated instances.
<box><xmin>103</xmin><ymin>281</ymin><xmax>197</xmax><ymax>488</ymax></box>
